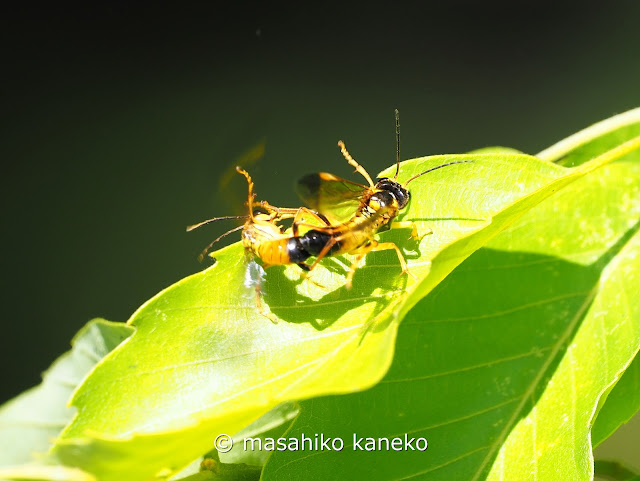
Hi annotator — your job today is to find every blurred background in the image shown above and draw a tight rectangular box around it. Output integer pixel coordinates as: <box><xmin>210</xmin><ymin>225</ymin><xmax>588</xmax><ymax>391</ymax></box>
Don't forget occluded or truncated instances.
<box><xmin>1</xmin><ymin>1</ymin><xmax>639</xmax><ymax>469</ymax></box>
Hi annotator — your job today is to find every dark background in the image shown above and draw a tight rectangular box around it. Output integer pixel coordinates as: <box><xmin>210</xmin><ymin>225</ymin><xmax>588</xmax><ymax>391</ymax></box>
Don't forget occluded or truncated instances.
<box><xmin>1</xmin><ymin>0</ymin><xmax>639</xmax><ymax>440</ymax></box>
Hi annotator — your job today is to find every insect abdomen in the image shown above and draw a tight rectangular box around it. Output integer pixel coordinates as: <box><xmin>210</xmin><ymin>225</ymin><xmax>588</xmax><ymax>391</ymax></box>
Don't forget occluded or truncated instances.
<box><xmin>256</xmin><ymin>239</ymin><xmax>291</xmax><ymax>265</ymax></box>
<box><xmin>287</xmin><ymin>237</ymin><xmax>312</xmax><ymax>263</ymax></box>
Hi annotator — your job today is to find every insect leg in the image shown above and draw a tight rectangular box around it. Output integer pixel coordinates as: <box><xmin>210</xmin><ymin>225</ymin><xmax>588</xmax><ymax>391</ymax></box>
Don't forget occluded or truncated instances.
<box><xmin>307</xmin><ymin>236</ymin><xmax>340</xmax><ymax>271</ymax></box>
<box><xmin>254</xmin><ymin>201</ymin><xmax>284</xmax><ymax>221</ymax></box>
<box><xmin>350</xmin><ymin>239</ymin><xmax>417</xmax><ymax>282</ymax></box>
<box><xmin>236</xmin><ymin>167</ymin><xmax>256</xmax><ymax>221</ymax></box>
<box><xmin>291</xmin><ymin>221</ymin><xmax>332</xmax><ymax>231</ymax></box>
<box><xmin>254</xmin><ymin>283</ymin><xmax>279</xmax><ymax>324</ymax></box>
<box><xmin>252</xmin><ymin>204</ymin><xmax>330</xmax><ymax>230</ymax></box>
<box><xmin>246</xmin><ymin>257</ymin><xmax>279</xmax><ymax>323</ymax></box>
<box><xmin>372</xmin><ymin>241</ymin><xmax>417</xmax><ymax>280</ymax></box>
<box><xmin>390</xmin><ymin>221</ymin><xmax>433</xmax><ymax>240</ymax></box>
<box><xmin>298</xmin><ymin>267</ymin><xmax>327</xmax><ymax>290</ymax></box>
<box><xmin>291</xmin><ymin>207</ymin><xmax>331</xmax><ymax>235</ymax></box>
<box><xmin>337</xmin><ymin>140</ymin><xmax>375</xmax><ymax>188</ymax></box>
<box><xmin>345</xmin><ymin>253</ymin><xmax>367</xmax><ymax>290</ymax></box>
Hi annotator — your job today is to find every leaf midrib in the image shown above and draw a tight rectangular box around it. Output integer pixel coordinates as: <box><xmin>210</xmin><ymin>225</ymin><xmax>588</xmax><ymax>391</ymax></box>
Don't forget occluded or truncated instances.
<box><xmin>469</xmin><ymin>282</ymin><xmax>599</xmax><ymax>481</ymax></box>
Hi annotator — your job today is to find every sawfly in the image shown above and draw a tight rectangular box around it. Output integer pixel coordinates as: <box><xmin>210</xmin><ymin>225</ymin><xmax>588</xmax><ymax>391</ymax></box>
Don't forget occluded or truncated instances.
<box><xmin>187</xmin><ymin>167</ymin><xmax>332</xmax><ymax>268</ymax></box>
<box><xmin>187</xmin><ymin>167</ymin><xmax>332</xmax><ymax>320</ymax></box>
<box><xmin>295</xmin><ymin>110</ymin><xmax>472</xmax><ymax>288</ymax></box>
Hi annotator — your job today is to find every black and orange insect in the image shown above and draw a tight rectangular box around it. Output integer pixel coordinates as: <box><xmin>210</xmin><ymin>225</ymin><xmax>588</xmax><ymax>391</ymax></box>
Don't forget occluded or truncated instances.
<box><xmin>189</xmin><ymin>111</ymin><xmax>471</xmax><ymax>307</ymax></box>
<box><xmin>187</xmin><ymin>167</ymin><xmax>331</xmax><ymax>268</ymax></box>
<box><xmin>187</xmin><ymin>167</ymin><xmax>332</xmax><ymax>320</ymax></box>
<box><xmin>294</xmin><ymin>110</ymin><xmax>472</xmax><ymax>287</ymax></box>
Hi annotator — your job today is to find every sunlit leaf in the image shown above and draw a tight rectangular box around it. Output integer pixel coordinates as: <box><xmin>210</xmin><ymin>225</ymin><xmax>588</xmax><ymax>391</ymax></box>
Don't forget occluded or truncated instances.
<box><xmin>0</xmin><ymin>107</ymin><xmax>613</xmax><ymax>480</ymax></box>
<box><xmin>537</xmin><ymin>107</ymin><xmax>640</xmax><ymax>166</ymax></box>
<box><xmin>0</xmin><ymin>320</ymin><xmax>132</xmax><ymax>468</ymax></box>
<box><xmin>262</xmin><ymin>117</ymin><xmax>640</xmax><ymax>480</ymax></box>
<box><xmin>45</xmin><ymin>135</ymin><xmax>639</xmax><ymax>480</ymax></box>
<box><xmin>591</xmin><ymin>354</ymin><xmax>640</xmax><ymax>448</ymax></box>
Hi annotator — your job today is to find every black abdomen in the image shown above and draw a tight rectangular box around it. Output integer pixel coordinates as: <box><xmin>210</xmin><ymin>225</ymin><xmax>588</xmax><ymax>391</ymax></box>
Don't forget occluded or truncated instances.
<box><xmin>301</xmin><ymin>230</ymin><xmax>341</xmax><ymax>257</ymax></box>
<box><xmin>287</xmin><ymin>237</ymin><xmax>312</xmax><ymax>263</ymax></box>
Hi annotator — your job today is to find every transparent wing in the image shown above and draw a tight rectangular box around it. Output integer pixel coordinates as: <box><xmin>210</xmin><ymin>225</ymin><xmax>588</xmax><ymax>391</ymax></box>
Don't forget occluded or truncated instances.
<box><xmin>296</xmin><ymin>172</ymin><xmax>367</xmax><ymax>223</ymax></box>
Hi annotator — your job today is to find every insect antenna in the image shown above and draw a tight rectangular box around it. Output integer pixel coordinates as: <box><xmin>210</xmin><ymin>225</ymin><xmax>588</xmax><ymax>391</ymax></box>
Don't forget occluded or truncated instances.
<box><xmin>394</xmin><ymin>108</ymin><xmax>401</xmax><ymax>180</ymax></box>
<box><xmin>196</xmin><ymin>224</ymin><xmax>245</xmax><ymax>262</ymax></box>
<box><xmin>186</xmin><ymin>215</ymin><xmax>248</xmax><ymax>232</ymax></box>
<box><xmin>404</xmin><ymin>160</ymin><xmax>473</xmax><ymax>185</ymax></box>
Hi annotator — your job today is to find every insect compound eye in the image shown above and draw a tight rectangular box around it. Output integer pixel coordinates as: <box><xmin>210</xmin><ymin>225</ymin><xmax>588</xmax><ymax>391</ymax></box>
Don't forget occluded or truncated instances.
<box><xmin>376</xmin><ymin>179</ymin><xmax>410</xmax><ymax>209</ymax></box>
<box><xmin>394</xmin><ymin>187</ymin><xmax>410</xmax><ymax>209</ymax></box>
<box><xmin>371</xmin><ymin>192</ymin><xmax>392</xmax><ymax>210</ymax></box>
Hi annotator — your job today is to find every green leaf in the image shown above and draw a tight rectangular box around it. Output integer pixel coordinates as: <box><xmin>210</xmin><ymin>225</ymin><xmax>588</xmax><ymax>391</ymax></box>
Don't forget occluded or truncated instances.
<box><xmin>591</xmin><ymin>352</ymin><xmax>640</xmax><ymax>448</ymax></box>
<box><xmin>0</xmin><ymin>319</ymin><xmax>133</xmax><ymax>467</ymax></box>
<box><xmin>175</xmin><ymin>463</ymin><xmax>260</xmax><ymax>481</ymax></box>
<box><xmin>468</xmin><ymin>146</ymin><xmax>525</xmax><ymax>155</ymax></box>
<box><xmin>172</xmin><ymin>474</ymin><xmax>214</xmax><ymax>481</ymax></box>
<box><xmin>50</xmin><ymin>134</ymin><xmax>639</xmax><ymax>479</ymax></box>
<box><xmin>220</xmin><ymin>402</ymin><xmax>298</xmax><ymax>466</ymax></box>
<box><xmin>0</xmin><ymin>465</ymin><xmax>96</xmax><ymax>481</ymax></box>
<box><xmin>537</xmin><ymin>107</ymin><xmax>640</xmax><ymax>166</ymax></box>
<box><xmin>262</xmin><ymin>145</ymin><xmax>640</xmax><ymax>479</ymax></box>
<box><xmin>485</xmin><ymin>210</ymin><xmax>640</xmax><ymax>479</ymax></box>
<box><xmin>169</xmin><ymin>403</ymin><xmax>298</xmax><ymax>480</ymax></box>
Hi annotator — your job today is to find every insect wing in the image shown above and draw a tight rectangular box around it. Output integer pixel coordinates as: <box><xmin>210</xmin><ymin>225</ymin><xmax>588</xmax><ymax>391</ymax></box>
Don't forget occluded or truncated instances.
<box><xmin>296</xmin><ymin>172</ymin><xmax>367</xmax><ymax>223</ymax></box>
<box><xmin>244</xmin><ymin>257</ymin><xmax>267</xmax><ymax>291</ymax></box>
